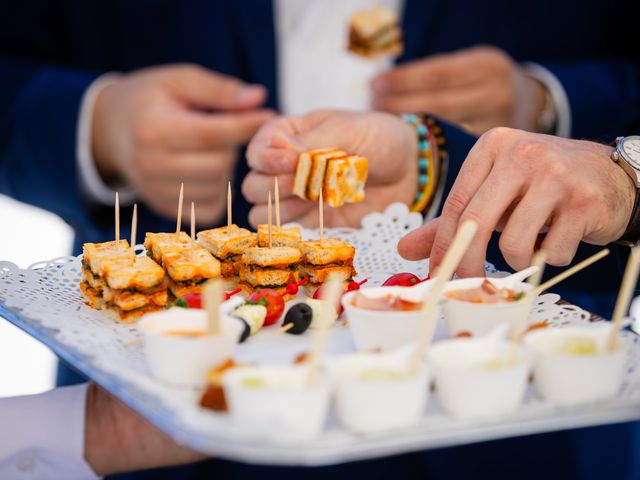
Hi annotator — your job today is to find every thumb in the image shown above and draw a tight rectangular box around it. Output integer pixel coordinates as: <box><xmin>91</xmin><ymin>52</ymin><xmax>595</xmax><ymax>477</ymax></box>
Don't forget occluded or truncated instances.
<box><xmin>173</xmin><ymin>66</ymin><xmax>267</xmax><ymax>111</ymax></box>
<box><xmin>397</xmin><ymin>217</ymin><xmax>440</xmax><ymax>261</ymax></box>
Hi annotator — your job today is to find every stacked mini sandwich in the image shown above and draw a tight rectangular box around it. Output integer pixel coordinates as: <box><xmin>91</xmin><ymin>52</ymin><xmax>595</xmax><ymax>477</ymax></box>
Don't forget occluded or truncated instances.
<box><xmin>198</xmin><ymin>225</ymin><xmax>257</xmax><ymax>288</ymax></box>
<box><xmin>293</xmin><ymin>149</ymin><xmax>368</xmax><ymax>207</ymax></box>
<box><xmin>238</xmin><ymin>246</ymin><xmax>302</xmax><ymax>296</ymax></box>
<box><xmin>297</xmin><ymin>238</ymin><xmax>357</xmax><ymax>295</ymax></box>
<box><xmin>81</xmin><ymin>240</ymin><xmax>168</xmax><ymax>322</ymax></box>
<box><xmin>144</xmin><ymin>231</ymin><xmax>221</xmax><ymax>299</ymax></box>
<box><xmin>348</xmin><ymin>6</ymin><xmax>404</xmax><ymax>59</ymax></box>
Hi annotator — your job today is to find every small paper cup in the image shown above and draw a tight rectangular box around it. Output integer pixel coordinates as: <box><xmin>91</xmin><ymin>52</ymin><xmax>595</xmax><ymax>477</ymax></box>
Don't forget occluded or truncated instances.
<box><xmin>331</xmin><ymin>353</ymin><xmax>430</xmax><ymax>433</ymax></box>
<box><xmin>140</xmin><ymin>306</ymin><xmax>244</xmax><ymax>387</ymax></box>
<box><xmin>525</xmin><ymin>324</ymin><xmax>626</xmax><ymax>406</ymax></box>
<box><xmin>429</xmin><ymin>338</ymin><xmax>532</xmax><ymax>419</ymax></box>
<box><xmin>342</xmin><ymin>283</ymin><xmax>440</xmax><ymax>352</ymax></box>
<box><xmin>442</xmin><ymin>278</ymin><xmax>533</xmax><ymax>337</ymax></box>
<box><xmin>223</xmin><ymin>365</ymin><xmax>331</xmax><ymax>440</ymax></box>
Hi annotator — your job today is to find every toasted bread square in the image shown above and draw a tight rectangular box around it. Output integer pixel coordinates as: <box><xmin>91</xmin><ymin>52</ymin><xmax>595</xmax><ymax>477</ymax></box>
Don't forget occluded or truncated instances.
<box><xmin>298</xmin><ymin>239</ymin><xmax>355</xmax><ymax>265</ymax></box>
<box><xmin>345</xmin><ymin>155</ymin><xmax>368</xmax><ymax>203</ymax></box>
<box><xmin>83</xmin><ymin>240</ymin><xmax>131</xmax><ymax>276</ymax></box>
<box><xmin>298</xmin><ymin>264</ymin><xmax>356</xmax><ymax>284</ymax></box>
<box><xmin>238</xmin><ymin>265</ymin><xmax>296</xmax><ymax>287</ymax></box>
<box><xmin>308</xmin><ymin>150</ymin><xmax>347</xmax><ymax>201</ymax></box>
<box><xmin>102</xmin><ymin>256</ymin><xmax>166</xmax><ymax>290</ymax></box>
<box><xmin>293</xmin><ymin>152</ymin><xmax>313</xmax><ymax>200</ymax></box>
<box><xmin>324</xmin><ymin>158</ymin><xmax>349</xmax><ymax>207</ymax></box>
<box><xmin>242</xmin><ymin>246</ymin><xmax>301</xmax><ymax>268</ymax></box>
<box><xmin>166</xmin><ymin>278</ymin><xmax>207</xmax><ymax>299</ymax></box>
<box><xmin>144</xmin><ymin>232</ymin><xmax>194</xmax><ymax>265</ymax></box>
<box><xmin>197</xmin><ymin>225</ymin><xmax>256</xmax><ymax>259</ymax></box>
<box><xmin>162</xmin><ymin>246</ymin><xmax>221</xmax><ymax>282</ymax></box>
<box><xmin>257</xmin><ymin>225</ymin><xmax>302</xmax><ymax>248</ymax></box>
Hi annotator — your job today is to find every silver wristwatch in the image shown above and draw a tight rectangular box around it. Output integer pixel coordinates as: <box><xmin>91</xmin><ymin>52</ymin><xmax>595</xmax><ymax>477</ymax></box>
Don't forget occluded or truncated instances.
<box><xmin>612</xmin><ymin>136</ymin><xmax>640</xmax><ymax>245</ymax></box>
<box><xmin>612</xmin><ymin>136</ymin><xmax>640</xmax><ymax>187</ymax></box>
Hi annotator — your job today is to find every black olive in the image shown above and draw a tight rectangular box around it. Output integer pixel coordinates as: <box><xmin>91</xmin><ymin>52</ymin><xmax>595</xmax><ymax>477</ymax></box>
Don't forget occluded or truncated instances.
<box><xmin>283</xmin><ymin>303</ymin><xmax>313</xmax><ymax>334</ymax></box>
<box><xmin>238</xmin><ymin>318</ymin><xmax>250</xmax><ymax>343</ymax></box>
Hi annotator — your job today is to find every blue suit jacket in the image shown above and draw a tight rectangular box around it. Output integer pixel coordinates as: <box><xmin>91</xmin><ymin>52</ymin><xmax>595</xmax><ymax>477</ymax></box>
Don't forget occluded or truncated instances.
<box><xmin>1</xmin><ymin>3</ymin><xmax>640</xmax><ymax>479</ymax></box>
<box><xmin>1</xmin><ymin>0</ymin><xmax>638</xmax><ymax>318</ymax></box>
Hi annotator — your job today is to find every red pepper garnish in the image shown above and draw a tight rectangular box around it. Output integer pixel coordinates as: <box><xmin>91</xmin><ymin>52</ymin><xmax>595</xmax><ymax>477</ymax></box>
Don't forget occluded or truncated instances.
<box><xmin>225</xmin><ymin>288</ymin><xmax>242</xmax><ymax>301</ymax></box>
<box><xmin>283</xmin><ymin>277</ymin><xmax>309</xmax><ymax>297</ymax></box>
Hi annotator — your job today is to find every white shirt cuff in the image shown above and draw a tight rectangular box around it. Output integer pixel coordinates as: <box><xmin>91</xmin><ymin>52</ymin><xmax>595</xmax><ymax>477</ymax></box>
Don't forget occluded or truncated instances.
<box><xmin>77</xmin><ymin>73</ymin><xmax>136</xmax><ymax>206</ymax></box>
<box><xmin>0</xmin><ymin>384</ymin><xmax>100</xmax><ymax>479</ymax></box>
<box><xmin>523</xmin><ymin>62</ymin><xmax>572</xmax><ymax>138</ymax></box>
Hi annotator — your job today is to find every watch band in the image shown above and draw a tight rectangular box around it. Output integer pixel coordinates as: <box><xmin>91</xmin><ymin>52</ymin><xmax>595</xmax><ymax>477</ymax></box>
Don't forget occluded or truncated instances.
<box><xmin>619</xmin><ymin>187</ymin><xmax>640</xmax><ymax>246</ymax></box>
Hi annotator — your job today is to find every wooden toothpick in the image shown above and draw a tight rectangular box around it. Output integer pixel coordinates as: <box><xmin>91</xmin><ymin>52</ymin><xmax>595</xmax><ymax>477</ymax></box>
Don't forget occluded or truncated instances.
<box><xmin>409</xmin><ymin>220</ymin><xmax>478</xmax><ymax>374</ymax></box>
<box><xmin>204</xmin><ymin>279</ymin><xmax>223</xmax><ymax>336</ymax></box>
<box><xmin>130</xmin><ymin>203</ymin><xmax>138</xmax><ymax>262</ymax></box>
<box><xmin>319</xmin><ymin>190</ymin><xmax>324</xmax><ymax>245</ymax></box>
<box><xmin>268</xmin><ymin>191</ymin><xmax>273</xmax><ymax>249</ymax></box>
<box><xmin>175</xmin><ymin>182</ymin><xmax>184</xmax><ymax>240</ymax></box>
<box><xmin>511</xmin><ymin>250</ymin><xmax>547</xmax><ymax>345</ymax></box>
<box><xmin>306</xmin><ymin>274</ymin><xmax>342</xmax><ymax>385</ymax></box>
<box><xmin>190</xmin><ymin>202</ymin><xmax>196</xmax><ymax>241</ymax></box>
<box><xmin>115</xmin><ymin>192</ymin><xmax>120</xmax><ymax>244</ymax></box>
<box><xmin>227</xmin><ymin>181</ymin><xmax>232</xmax><ymax>229</ymax></box>
<box><xmin>607</xmin><ymin>246</ymin><xmax>640</xmax><ymax>351</ymax></box>
<box><xmin>529</xmin><ymin>249</ymin><xmax>610</xmax><ymax>298</ymax></box>
<box><xmin>275</xmin><ymin>176</ymin><xmax>281</xmax><ymax>231</ymax></box>
<box><xmin>278</xmin><ymin>322</ymin><xmax>295</xmax><ymax>334</ymax></box>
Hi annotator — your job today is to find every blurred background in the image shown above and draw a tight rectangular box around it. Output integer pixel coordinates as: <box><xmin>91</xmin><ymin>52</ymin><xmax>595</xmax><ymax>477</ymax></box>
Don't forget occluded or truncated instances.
<box><xmin>0</xmin><ymin>195</ymin><xmax>71</xmax><ymax>397</ymax></box>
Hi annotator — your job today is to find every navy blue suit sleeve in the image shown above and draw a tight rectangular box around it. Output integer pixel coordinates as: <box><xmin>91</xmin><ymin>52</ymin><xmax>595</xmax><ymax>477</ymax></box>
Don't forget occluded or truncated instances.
<box><xmin>437</xmin><ymin>121</ymin><xmax>477</xmax><ymax>215</ymax></box>
<box><xmin>544</xmin><ymin>61</ymin><xmax>640</xmax><ymax>141</ymax></box>
<box><xmin>0</xmin><ymin>63</ymin><xmax>102</xmax><ymax>237</ymax></box>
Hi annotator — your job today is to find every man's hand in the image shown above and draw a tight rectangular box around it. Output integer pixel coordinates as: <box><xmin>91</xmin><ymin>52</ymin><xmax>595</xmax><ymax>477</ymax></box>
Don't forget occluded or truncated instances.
<box><xmin>92</xmin><ymin>64</ymin><xmax>274</xmax><ymax>224</ymax></box>
<box><xmin>371</xmin><ymin>46</ymin><xmax>546</xmax><ymax>135</ymax></box>
<box><xmin>398</xmin><ymin>128</ymin><xmax>636</xmax><ymax>277</ymax></box>
<box><xmin>244</xmin><ymin>110</ymin><xmax>418</xmax><ymax>228</ymax></box>
<box><xmin>84</xmin><ymin>384</ymin><xmax>205</xmax><ymax>476</ymax></box>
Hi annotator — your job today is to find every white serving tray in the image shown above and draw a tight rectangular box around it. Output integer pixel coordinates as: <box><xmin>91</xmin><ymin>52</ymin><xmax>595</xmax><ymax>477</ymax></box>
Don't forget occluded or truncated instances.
<box><xmin>1</xmin><ymin>203</ymin><xmax>640</xmax><ymax>466</ymax></box>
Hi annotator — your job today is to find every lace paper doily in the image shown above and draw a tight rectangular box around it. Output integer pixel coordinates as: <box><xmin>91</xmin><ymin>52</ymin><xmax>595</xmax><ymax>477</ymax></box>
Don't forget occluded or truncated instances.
<box><xmin>1</xmin><ymin>202</ymin><xmax>639</xmax><ymax>466</ymax></box>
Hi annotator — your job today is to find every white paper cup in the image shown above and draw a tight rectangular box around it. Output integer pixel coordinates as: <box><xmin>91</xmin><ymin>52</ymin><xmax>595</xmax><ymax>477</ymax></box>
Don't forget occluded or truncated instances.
<box><xmin>331</xmin><ymin>353</ymin><xmax>430</xmax><ymax>433</ymax></box>
<box><xmin>140</xmin><ymin>306</ymin><xmax>244</xmax><ymax>387</ymax></box>
<box><xmin>342</xmin><ymin>284</ymin><xmax>441</xmax><ymax>352</ymax></box>
<box><xmin>442</xmin><ymin>279</ymin><xmax>533</xmax><ymax>337</ymax></box>
<box><xmin>429</xmin><ymin>338</ymin><xmax>532</xmax><ymax>419</ymax></box>
<box><xmin>223</xmin><ymin>365</ymin><xmax>331</xmax><ymax>440</ymax></box>
<box><xmin>525</xmin><ymin>324</ymin><xmax>626</xmax><ymax>406</ymax></box>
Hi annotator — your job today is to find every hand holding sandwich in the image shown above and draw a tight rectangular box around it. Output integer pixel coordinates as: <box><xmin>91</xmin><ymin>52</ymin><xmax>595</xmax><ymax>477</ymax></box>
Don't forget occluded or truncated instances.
<box><xmin>244</xmin><ymin>109</ymin><xmax>418</xmax><ymax>228</ymax></box>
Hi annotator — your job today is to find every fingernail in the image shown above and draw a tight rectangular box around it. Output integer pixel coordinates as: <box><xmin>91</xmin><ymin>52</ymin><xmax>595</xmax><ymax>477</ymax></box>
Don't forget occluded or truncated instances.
<box><xmin>235</xmin><ymin>84</ymin><xmax>265</xmax><ymax>104</ymax></box>
<box><xmin>371</xmin><ymin>77</ymin><xmax>388</xmax><ymax>94</ymax></box>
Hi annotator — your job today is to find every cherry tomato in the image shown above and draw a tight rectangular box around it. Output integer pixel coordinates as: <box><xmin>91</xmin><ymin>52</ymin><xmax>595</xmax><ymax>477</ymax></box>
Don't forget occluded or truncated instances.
<box><xmin>248</xmin><ymin>289</ymin><xmax>285</xmax><ymax>326</ymax></box>
<box><xmin>382</xmin><ymin>272</ymin><xmax>421</xmax><ymax>287</ymax></box>
<box><xmin>181</xmin><ymin>293</ymin><xmax>202</xmax><ymax>309</ymax></box>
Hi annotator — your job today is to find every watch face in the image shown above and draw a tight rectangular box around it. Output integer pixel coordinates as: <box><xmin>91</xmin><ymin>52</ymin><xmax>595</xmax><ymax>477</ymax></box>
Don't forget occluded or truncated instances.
<box><xmin>623</xmin><ymin>138</ymin><xmax>640</xmax><ymax>169</ymax></box>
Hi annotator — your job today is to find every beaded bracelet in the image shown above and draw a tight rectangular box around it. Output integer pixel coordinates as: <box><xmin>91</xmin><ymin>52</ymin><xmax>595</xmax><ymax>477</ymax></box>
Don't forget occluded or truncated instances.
<box><xmin>403</xmin><ymin>114</ymin><xmax>448</xmax><ymax>215</ymax></box>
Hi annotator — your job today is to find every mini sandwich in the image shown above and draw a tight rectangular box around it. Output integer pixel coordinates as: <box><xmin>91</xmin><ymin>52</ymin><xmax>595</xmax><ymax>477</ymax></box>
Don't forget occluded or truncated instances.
<box><xmin>293</xmin><ymin>149</ymin><xmax>368</xmax><ymax>207</ymax></box>
<box><xmin>161</xmin><ymin>247</ymin><xmax>221</xmax><ymax>299</ymax></box>
<box><xmin>348</xmin><ymin>6</ymin><xmax>404</xmax><ymax>59</ymax></box>
<box><xmin>238</xmin><ymin>246</ymin><xmax>301</xmax><ymax>296</ymax></box>
<box><xmin>144</xmin><ymin>231</ymin><xmax>221</xmax><ymax>299</ymax></box>
<box><xmin>198</xmin><ymin>225</ymin><xmax>257</xmax><ymax>284</ymax></box>
<box><xmin>82</xmin><ymin>241</ymin><xmax>168</xmax><ymax>322</ymax></box>
<box><xmin>144</xmin><ymin>231</ymin><xmax>194</xmax><ymax>267</ymax></box>
<box><xmin>297</xmin><ymin>238</ymin><xmax>357</xmax><ymax>295</ymax></box>
<box><xmin>256</xmin><ymin>224</ymin><xmax>302</xmax><ymax>248</ymax></box>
